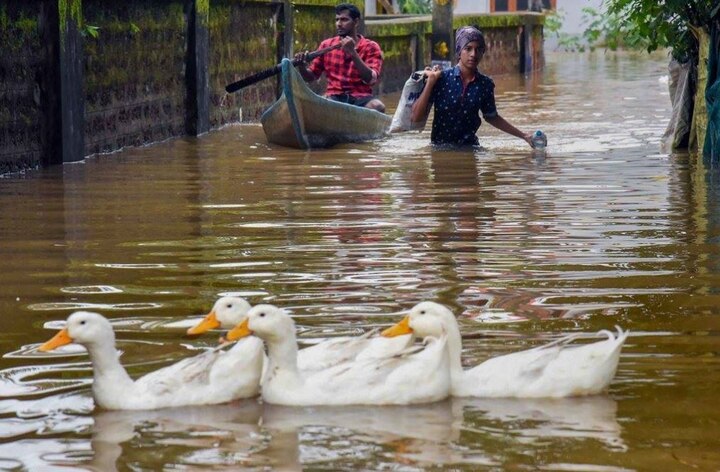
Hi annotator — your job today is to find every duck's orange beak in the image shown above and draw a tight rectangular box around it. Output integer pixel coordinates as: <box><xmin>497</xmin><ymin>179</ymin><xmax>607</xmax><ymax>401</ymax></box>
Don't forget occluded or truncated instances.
<box><xmin>38</xmin><ymin>328</ymin><xmax>73</xmax><ymax>352</ymax></box>
<box><xmin>187</xmin><ymin>311</ymin><xmax>220</xmax><ymax>335</ymax></box>
<box><xmin>226</xmin><ymin>318</ymin><xmax>252</xmax><ymax>341</ymax></box>
<box><xmin>381</xmin><ymin>315</ymin><xmax>413</xmax><ymax>337</ymax></box>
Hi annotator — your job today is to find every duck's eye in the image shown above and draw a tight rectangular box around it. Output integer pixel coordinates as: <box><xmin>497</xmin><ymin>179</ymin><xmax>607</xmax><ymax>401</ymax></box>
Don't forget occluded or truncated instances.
<box><xmin>259</xmin><ymin>312</ymin><xmax>266</xmax><ymax>317</ymax></box>
<box><xmin>80</xmin><ymin>320</ymin><xmax>86</xmax><ymax>325</ymax></box>
<box><xmin>420</xmin><ymin>310</ymin><xmax>426</xmax><ymax>315</ymax></box>
<box><xmin>226</xmin><ymin>304</ymin><xmax>232</xmax><ymax>309</ymax></box>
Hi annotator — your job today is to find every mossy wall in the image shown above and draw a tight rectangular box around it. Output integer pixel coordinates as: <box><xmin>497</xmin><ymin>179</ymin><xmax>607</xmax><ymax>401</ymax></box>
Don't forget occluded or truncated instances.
<box><xmin>367</xmin><ymin>12</ymin><xmax>544</xmax><ymax>91</ymax></box>
<box><xmin>82</xmin><ymin>0</ymin><xmax>186</xmax><ymax>155</ymax></box>
<box><xmin>452</xmin><ymin>13</ymin><xmax>544</xmax><ymax>75</ymax></box>
<box><xmin>0</xmin><ymin>3</ymin><xmax>43</xmax><ymax>173</ymax></box>
<box><xmin>209</xmin><ymin>1</ymin><xmax>277</xmax><ymax>125</ymax></box>
<box><xmin>292</xmin><ymin>5</ymin><xmax>336</xmax><ymax>94</ymax></box>
<box><xmin>368</xmin><ymin>19</ymin><xmax>428</xmax><ymax>93</ymax></box>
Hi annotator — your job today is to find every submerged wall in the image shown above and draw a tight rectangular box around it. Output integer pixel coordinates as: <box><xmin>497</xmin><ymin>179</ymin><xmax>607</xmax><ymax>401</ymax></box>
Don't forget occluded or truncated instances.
<box><xmin>0</xmin><ymin>0</ymin><xmax>544</xmax><ymax>174</ymax></box>
<box><xmin>0</xmin><ymin>3</ymin><xmax>44</xmax><ymax>173</ymax></box>
<box><xmin>366</xmin><ymin>12</ymin><xmax>544</xmax><ymax>93</ymax></box>
<box><xmin>82</xmin><ymin>0</ymin><xmax>187</xmax><ymax>155</ymax></box>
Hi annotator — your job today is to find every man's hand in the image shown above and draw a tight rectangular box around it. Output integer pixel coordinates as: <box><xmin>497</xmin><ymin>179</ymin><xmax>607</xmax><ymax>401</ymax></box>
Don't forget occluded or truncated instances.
<box><xmin>294</xmin><ymin>50</ymin><xmax>317</xmax><ymax>83</ymax></box>
<box><xmin>423</xmin><ymin>65</ymin><xmax>443</xmax><ymax>83</ymax></box>
<box><xmin>293</xmin><ymin>51</ymin><xmax>309</xmax><ymax>65</ymax></box>
<box><xmin>523</xmin><ymin>134</ymin><xmax>534</xmax><ymax>148</ymax></box>
<box><xmin>340</xmin><ymin>36</ymin><xmax>357</xmax><ymax>55</ymax></box>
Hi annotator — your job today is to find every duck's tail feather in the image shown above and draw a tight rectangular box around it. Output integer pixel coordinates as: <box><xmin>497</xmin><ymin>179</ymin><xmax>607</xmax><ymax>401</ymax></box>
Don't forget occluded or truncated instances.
<box><xmin>534</xmin><ymin>326</ymin><xmax>629</xmax><ymax>351</ymax></box>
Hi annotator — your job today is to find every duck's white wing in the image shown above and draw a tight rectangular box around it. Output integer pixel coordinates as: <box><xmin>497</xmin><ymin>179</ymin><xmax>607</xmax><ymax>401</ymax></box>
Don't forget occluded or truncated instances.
<box><xmin>297</xmin><ymin>331</ymin><xmax>413</xmax><ymax>373</ymax></box>
<box><xmin>458</xmin><ymin>327</ymin><xmax>628</xmax><ymax>398</ymax></box>
<box><xmin>355</xmin><ymin>333</ymin><xmax>414</xmax><ymax>360</ymax></box>
<box><xmin>134</xmin><ymin>337</ymin><xmax>264</xmax><ymax>406</ymax></box>
<box><xmin>301</xmin><ymin>335</ymin><xmax>450</xmax><ymax>405</ymax></box>
<box><xmin>136</xmin><ymin>348</ymin><xmax>224</xmax><ymax>397</ymax></box>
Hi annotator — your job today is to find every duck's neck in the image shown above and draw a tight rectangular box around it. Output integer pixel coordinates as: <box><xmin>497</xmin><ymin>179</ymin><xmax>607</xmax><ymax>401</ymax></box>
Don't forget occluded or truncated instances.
<box><xmin>85</xmin><ymin>342</ymin><xmax>134</xmax><ymax>387</ymax></box>
<box><xmin>445</xmin><ymin>321</ymin><xmax>466</xmax><ymax>381</ymax></box>
<box><xmin>265</xmin><ymin>333</ymin><xmax>301</xmax><ymax>376</ymax></box>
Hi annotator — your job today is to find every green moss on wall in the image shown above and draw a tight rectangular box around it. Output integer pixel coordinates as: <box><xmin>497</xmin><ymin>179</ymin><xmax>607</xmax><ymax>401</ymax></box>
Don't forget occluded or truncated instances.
<box><xmin>196</xmin><ymin>0</ymin><xmax>209</xmax><ymax>27</ymax></box>
<box><xmin>454</xmin><ymin>12</ymin><xmax>544</xmax><ymax>29</ymax></box>
<box><xmin>59</xmin><ymin>0</ymin><xmax>83</xmax><ymax>26</ymax></box>
<box><xmin>367</xmin><ymin>18</ymin><xmax>429</xmax><ymax>37</ymax></box>
<box><xmin>294</xmin><ymin>5</ymin><xmax>335</xmax><ymax>51</ymax></box>
<box><xmin>0</xmin><ymin>3</ymin><xmax>44</xmax><ymax>171</ymax></box>
<box><xmin>0</xmin><ymin>6</ymin><xmax>39</xmax><ymax>50</ymax></box>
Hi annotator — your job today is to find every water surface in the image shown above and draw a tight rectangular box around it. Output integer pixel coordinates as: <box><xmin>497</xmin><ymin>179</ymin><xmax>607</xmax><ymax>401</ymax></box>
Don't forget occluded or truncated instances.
<box><xmin>0</xmin><ymin>51</ymin><xmax>719</xmax><ymax>470</ymax></box>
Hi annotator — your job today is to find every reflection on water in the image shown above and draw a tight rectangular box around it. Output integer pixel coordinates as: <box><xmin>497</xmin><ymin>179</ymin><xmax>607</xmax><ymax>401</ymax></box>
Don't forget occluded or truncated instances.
<box><xmin>0</xmin><ymin>396</ymin><xmax>624</xmax><ymax>470</ymax></box>
<box><xmin>1</xmin><ymin>51</ymin><xmax>719</xmax><ymax>469</ymax></box>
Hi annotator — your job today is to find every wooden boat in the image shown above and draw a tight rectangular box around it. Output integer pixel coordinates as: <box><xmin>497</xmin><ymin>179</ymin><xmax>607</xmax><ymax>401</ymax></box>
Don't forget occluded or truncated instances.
<box><xmin>260</xmin><ymin>58</ymin><xmax>392</xmax><ymax>149</ymax></box>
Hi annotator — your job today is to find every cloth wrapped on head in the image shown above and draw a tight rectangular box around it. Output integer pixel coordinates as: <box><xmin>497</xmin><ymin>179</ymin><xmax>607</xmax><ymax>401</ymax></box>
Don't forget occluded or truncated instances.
<box><xmin>455</xmin><ymin>26</ymin><xmax>485</xmax><ymax>58</ymax></box>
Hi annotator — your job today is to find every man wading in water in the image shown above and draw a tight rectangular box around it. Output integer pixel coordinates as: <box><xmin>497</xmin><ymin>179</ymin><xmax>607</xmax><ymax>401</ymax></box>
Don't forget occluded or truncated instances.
<box><xmin>411</xmin><ymin>26</ymin><xmax>534</xmax><ymax>147</ymax></box>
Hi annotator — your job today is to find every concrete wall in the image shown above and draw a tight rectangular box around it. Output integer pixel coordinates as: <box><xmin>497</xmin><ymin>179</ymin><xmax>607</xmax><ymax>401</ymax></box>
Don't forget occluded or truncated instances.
<box><xmin>0</xmin><ymin>1</ymin><xmax>544</xmax><ymax>174</ymax></box>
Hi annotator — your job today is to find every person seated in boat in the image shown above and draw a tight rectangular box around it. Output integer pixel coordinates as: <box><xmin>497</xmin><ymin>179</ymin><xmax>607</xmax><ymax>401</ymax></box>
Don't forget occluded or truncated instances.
<box><xmin>410</xmin><ymin>26</ymin><xmax>534</xmax><ymax>147</ymax></box>
<box><xmin>294</xmin><ymin>3</ymin><xmax>386</xmax><ymax>113</ymax></box>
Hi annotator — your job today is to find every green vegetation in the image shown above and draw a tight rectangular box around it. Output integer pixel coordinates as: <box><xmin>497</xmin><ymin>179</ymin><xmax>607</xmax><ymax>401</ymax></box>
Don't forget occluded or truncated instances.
<box><xmin>81</xmin><ymin>24</ymin><xmax>100</xmax><ymax>38</ymax></box>
<box><xmin>604</xmin><ymin>0</ymin><xmax>716</xmax><ymax>62</ymax></box>
<box><xmin>546</xmin><ymin>1</ymin><xmax>716</xmax><ymax>60</ymax></box>
<box><xmin>545</xmin><ymin>7</ymin><xmax>649</xmax><ymax>53</ymax></box>
<box><xmin>398</xmin><ymin>0</ymin><xmax>431</xmax><ymax>14</ymax></box>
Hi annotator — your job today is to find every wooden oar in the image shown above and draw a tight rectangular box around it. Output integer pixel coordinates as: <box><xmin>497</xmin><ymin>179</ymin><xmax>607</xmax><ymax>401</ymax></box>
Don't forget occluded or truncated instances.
<box><xmin>225</xmin><ymin>43</ymin><xmax>342</xmax><ymax>94</ymax></box>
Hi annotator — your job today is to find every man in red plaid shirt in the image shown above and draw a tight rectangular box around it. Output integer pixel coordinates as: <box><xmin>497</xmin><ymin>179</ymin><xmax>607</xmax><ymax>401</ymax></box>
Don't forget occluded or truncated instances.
<box><xmin>295</xmin><ymin>3</ymin><xmax>386</xmax><ymax>113</ymax></box>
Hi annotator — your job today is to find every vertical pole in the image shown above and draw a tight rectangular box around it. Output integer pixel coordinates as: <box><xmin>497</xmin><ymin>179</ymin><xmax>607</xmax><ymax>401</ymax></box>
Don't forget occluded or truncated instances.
<box><xmin>275</xmin><ymin>0</ymin><xmax>293</xmax><ymax>63</ymax></box>
<box><xmin>39</xmin><ymin>0</ymin><xmax>85</xmax><ymax>166</ymax></box>
<box><xmin>431</xmin><ymin>0</ymin><xmax>454</xmax><ymax>69</ymax></box>
<box><xmin>185</xmin><ymin>0</ymin><xmax>210</xmax><ymax>136</ymax></box>
<box><xmin>413</xmin><ymin>30</ymin><xmax>427</xmax><ymax>70</ymax></box>
<box><xmin>520</xmin><ymin>20</ymin><xmax>533</xmax><ymax>74</ymax></box>
<box><xmin>282</xmin><ymin>0</ymin><xmax>293</xmax><ymax>60</ymax></box>
<box><xmin>274</xmin><ymin>1</ymin><xmax>293</xmax><ymax>99</ymax></box>
<box><xmin>410</xmin><ymin>34</ymin><xmax>418</xmax><ymax>71</ymax></box>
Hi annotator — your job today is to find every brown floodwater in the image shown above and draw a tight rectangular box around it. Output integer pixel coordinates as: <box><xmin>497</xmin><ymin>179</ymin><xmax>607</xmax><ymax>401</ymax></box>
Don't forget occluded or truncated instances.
<box><xmin>0</xmin><ymin>51</ymin><xmax>719</xmax><ymax>470</ymax></box>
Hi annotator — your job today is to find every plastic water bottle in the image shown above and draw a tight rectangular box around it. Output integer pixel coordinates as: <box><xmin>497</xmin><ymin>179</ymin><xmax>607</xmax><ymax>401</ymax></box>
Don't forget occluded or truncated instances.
<box><xmin>531</xmin><ymin>130</ymin><xmax>547</xmax><ymax>150</ymax></box>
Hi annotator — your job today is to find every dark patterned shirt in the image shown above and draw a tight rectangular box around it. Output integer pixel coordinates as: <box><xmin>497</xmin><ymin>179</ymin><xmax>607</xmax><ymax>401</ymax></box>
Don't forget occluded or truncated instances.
<box><xmin>308</xmin><ymin>35</ymin><xmax>383</xmax><ymax>98</ymax></box>
<box><xmin>429</xmin><ymin>66</ymin><xmax>498</xmax><ymax>145</ymax></box>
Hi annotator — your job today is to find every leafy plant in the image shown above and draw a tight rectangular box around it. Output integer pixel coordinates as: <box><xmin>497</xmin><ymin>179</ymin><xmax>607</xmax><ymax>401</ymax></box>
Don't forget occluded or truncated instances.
<box><xmin>81</xmin><ymin>24</ymin><xmax>100</xmax><ymax>38</ymax></box>
<box><xmin>603</xmin><ymin>0</ymin><xmax>715</xmax><ymax>62</ymax></box>
<box><xmin>580</xmin><ymin>6</ymin><xmax>650</xmax><ymax>51</ymax></box>
<box><xmin>398</xmin><ymin>0</ymin><xmax>431</xmax><ymax>14</ymax></box>
<box><xmin>544</xmin><ymin>9</ymin><xmax>585</xmax><ymax>52</ymax></box>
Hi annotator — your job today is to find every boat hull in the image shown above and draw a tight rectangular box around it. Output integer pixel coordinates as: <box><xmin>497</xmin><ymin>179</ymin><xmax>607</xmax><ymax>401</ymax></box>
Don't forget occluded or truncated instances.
<box><xmin>261</xmin><ymin>59</ymin><xmax>391</xmax><ymax>149</ymax></box>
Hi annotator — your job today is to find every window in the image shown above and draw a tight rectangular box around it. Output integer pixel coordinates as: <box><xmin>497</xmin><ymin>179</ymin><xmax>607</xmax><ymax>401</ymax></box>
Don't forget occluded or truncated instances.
<box><xmin>494</xmin><ymin>0</ymin><xmax>508</xmax><ymax>11</ymax></box>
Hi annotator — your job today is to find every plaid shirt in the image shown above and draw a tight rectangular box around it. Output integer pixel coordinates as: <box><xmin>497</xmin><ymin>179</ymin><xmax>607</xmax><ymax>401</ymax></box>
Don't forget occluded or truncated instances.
<box><xmin>308</xmin><ymin>35</ymin><xmax>383</xmax><ymax>97</ymax></box>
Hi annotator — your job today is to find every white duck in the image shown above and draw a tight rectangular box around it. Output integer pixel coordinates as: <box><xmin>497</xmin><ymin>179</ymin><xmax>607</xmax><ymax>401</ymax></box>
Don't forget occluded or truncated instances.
<box><xmin>226</xmin><ymin>304</ymin><xmax>451</xmax><ymax>406</ymax></box>
<box><xmin>382</xmin><ymin>302</ymin><xmax>628</xmax><ymax>398</ymax></box>
<box><xmin>186</xmin><ymin>296</ymin><xmax>254</xmax><ymax>336</ymax></box>
<box><xmin>188</xmin><ymin>296</ymin><xmax>413</xmax><ymax>373</ymax></box>
<box><xmin>38</xmin><ymin>310</ymin><xmax>264</xmax><ymax>410</ymax></box>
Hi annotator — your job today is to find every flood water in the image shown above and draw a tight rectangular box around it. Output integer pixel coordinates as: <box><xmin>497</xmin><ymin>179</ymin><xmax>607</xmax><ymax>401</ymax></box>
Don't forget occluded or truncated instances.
<box><xmin>1</xmin><ymin>51</ymin><xmax>719</xmax><ymax>470</ymax></box>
